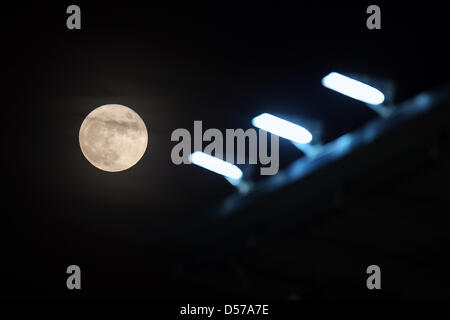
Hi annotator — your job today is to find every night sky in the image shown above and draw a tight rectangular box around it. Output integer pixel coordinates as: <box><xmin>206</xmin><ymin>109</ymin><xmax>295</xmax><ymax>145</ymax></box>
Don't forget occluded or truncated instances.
<box><xmin>2</xmin><ymin>3</ymin><xmax>450</xmax><ymax>300</ymax></box>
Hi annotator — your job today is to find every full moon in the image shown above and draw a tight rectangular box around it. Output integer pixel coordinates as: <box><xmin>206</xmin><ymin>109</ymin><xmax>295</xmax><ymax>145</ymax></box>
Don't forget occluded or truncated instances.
<box><xmin>79</xmin><ymin>104</ymin><xmax>148</xmax><ymax>172</ymax></box>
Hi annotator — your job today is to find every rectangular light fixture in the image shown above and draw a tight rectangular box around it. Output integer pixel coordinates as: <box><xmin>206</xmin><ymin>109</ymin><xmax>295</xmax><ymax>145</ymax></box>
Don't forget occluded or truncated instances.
<box><xmin>322</xmin><ymin>72</ymin><xmax>385</xmax><ymax>105</ymax></box>
<box><xmin>189</xmin><ymin>151</ymin><xmax>243</xmax><ymax>180</ymax></box>
<box><xmin>252</xmin><ymin>113</ymin><xmax>313</xmax><ymax>144</ymax></box>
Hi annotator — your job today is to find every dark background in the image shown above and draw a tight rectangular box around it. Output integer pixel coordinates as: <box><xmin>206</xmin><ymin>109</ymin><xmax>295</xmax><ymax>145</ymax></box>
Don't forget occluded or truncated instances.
<box><xmin>1</xmin><ymin>2</ymin><xmax>450</xmax><ymax>299</ymax></box>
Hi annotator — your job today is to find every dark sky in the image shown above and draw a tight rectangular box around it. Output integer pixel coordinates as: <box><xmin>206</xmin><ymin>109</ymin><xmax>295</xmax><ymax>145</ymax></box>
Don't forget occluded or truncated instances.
<box><xmin>2</xmin><ymin>3</ymin><xmax>449</xmax><ymax>299</ymax></box>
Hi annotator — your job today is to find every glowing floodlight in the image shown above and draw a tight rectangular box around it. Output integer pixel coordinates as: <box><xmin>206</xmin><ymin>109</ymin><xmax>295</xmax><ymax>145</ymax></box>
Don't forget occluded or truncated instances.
<box><xmin>322</xmin><ymin>72</ymin><xmax>385</xmax><ymax>105</ymax></box>
<box><xmin>252</xmin><ymin>113</ymin><xmax>313</xmax><ymax>144</ymax></box>
<box><xmin>189</xmin><ymin>151</ymin><xmax>243</xmax><ymax>180</ymax></box>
